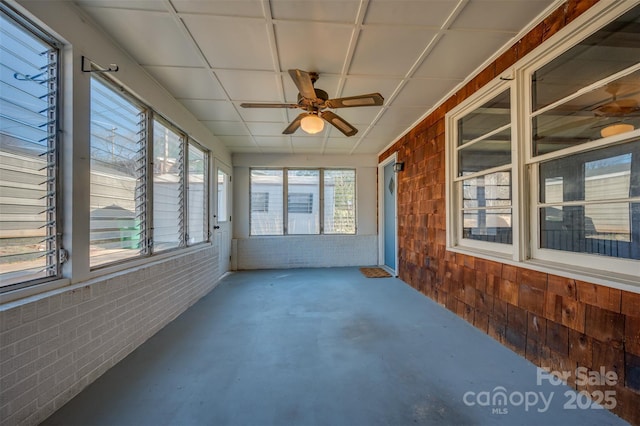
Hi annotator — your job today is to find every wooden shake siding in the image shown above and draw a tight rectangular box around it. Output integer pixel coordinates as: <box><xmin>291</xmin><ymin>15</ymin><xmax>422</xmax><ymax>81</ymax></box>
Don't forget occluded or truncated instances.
<box><xmin>378</xmin><ymin>1</ymin><xmax>640</xmax><ymax>424</ymax></box>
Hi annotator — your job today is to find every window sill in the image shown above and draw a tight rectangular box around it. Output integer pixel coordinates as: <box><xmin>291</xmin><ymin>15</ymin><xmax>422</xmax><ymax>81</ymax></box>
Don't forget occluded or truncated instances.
<box><xmin>446</xmin><ymin>246</ymin><xmax>640</xmax><ymax>294</ymax></box>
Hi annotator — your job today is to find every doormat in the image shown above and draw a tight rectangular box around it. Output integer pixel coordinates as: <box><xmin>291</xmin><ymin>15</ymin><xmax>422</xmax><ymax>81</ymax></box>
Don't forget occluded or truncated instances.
<box><xmin>359</xmin><ymin>267</ymin><xmax>392</xmax><ymax>278</ymax></box>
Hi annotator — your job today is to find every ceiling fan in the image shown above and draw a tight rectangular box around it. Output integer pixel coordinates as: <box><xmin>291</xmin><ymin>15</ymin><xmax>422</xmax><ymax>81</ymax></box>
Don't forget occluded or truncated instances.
<box><xmin>240</xmin><ymin>69</ymin><xmax>384</xmax><ymax>137</ymax></box>
<box><xmin>592</xmin><ymin>83</ymin><xmax>640</xmax><ymax>138</ymax></box>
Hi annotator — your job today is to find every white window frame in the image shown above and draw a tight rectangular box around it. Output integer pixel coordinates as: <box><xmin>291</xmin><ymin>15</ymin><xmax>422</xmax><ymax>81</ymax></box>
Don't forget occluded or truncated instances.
<box><xmin>186</xmin><ymin>139</ymin><xmax>209</xmax><ymax>246</ymax></box>
<box><xmin>446</xmin><ymin>1</ymin><xmax>640</xmax><ymax>289</ymax></box>
<box><xmin>0</xmin><ymin>4</ymin><xmax>62</xmax><ymax>291</ymax></box>
<box><xmin>249</xmin><ymin>168</ymin><xmax>356</xmax><ymax>236</ymax></box>
<box><xmin>520</xmin><ymin>3</ymin><xmax>640</xmax><ymax>282</ymax></box>
<box><xmin>446</xmin><ymin>78</ymin><xmax>519</xmax><ymax>260</ymax></box>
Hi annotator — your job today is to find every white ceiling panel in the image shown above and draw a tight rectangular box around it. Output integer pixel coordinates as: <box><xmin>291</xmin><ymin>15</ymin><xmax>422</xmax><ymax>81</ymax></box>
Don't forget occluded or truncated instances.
<box><xmin>216</xmin><ymin>70</ymin><xmax>281</xmax><ymax>102</ymax></box>
<box><xmin>79</xmin><ymin>8</ymin><xmax>202</xmax><ymax>67</ymax></box>
<box><xmin>275</xmin><ymin>21</ymin><xmax>353</xmax><ymax>74</ymax></box>
<box><xmin>183</xmin><ymin>16</ymin><xmax>273</xmax><ymax>70</ymax></box>
<box><xmin>180</xmin><ymin>100</ymin><xmax>240</xmax><ymax>121</ymax></box>
<box><xmin>75</xmin><ymin>0</ymin><xmax>166</xmax><ymax>11</ymax></box>
<box><xmin>393</xmin><ymin>78</ymin><xmax>460</xmax><ymax>107</ymax></box>
<box><xmin>452</xmin><ymin>1</ymin><xmax>553</xmax><ymax>32</ymax></box>
<box><xmin>364</xmin><ymin>1</ymin><xmax>457</xmax><ymax>26</ymax></box>
<box><xmin>215</xmin><ymin>135</ymin><xmax>256</xmax><ymax>147</ymax></box>
<box><xmin>238</xmin><ymin>106</ymin><xmax>288</xmax><ymax>122</ymax></box>
<box><xmin>414</xmin><ymin>31</ymin><xmax>513</xmax><ymax>79</ymax></box>
<box><xmin>350</xmin><ymin>26</ymin><xmax>438</xmax><ymax>76</ymax></box>
<box><xmin>145</xmin><ymin>66</ymin><xmax>226</xmax><ymax>100</ymax></box>
<box><xmin>332</xmin><ymin>107</ymin><xmax>383</xmax><ymax>126</ymax></box>
<box><xmin>172</xmin><ymin>0</ymin><xmax>264</xmax><ymax>17</ymax></box>
<box><xmin>254</xmin><ymin>136</ymin><xmax>291</xmax><ymax>147</ymax></box>
<box><xmin>246</xmin><ymin>122</ymin><xmax>289</xmax><ymax>135</ymax></box>
<box><xmin>204</xmin><ymin>121</ymin><xmax>250</xmax><ymax>136</ymax></box>
<box><xmin>270</xmin><ymin>0</ymin><xmax>360</xmax><ymax>23</ymax></box>
<box><xmin>73</xmin><ymin>0</ymin><xmax>557</xmax><ymax>155</ymax></box>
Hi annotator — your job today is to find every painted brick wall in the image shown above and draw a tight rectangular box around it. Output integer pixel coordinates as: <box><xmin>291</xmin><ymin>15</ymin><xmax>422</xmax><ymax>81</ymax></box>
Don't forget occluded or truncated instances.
<box><xmin>378</xmin><ymin>1</ymin><xmax>640</xmax><ymax>424</ymax></box>
<box><xmin>0</xmin><ymin>246</ymin><xmax>221</xmax><ymax>426</ymax></box>
<box><xmin>234</xmin><ymin>235</ymin><xmax>378</xmax><ymax>270</ymax></box>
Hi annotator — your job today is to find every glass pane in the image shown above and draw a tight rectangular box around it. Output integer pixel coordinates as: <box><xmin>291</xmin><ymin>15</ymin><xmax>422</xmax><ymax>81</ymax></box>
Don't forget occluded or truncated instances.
<box><xmin>540</xmin><ymin>203</ymin><xmax>639</xmax><ymax>260</ymax></box>
<box><xmin>324</xmin><ymin>170</ymin><xmax>356</xmax><ymax>234</ymax></box>
<box><xmin>539</xmin><ymin>142</ymin><xmax>637</xmax><ymax>203</ymax></box>
<box><xmin>533</xmin><ymin>69</ymin><xmax>640</xmax><ymax>155</ymax></box>
<box><xmin>250</xmin><ymin>169</ymin><xmax>283</xmax><ymax>235</ymax></box>
<box><xmin>462</xmin><ymin>172</ymin><xmax>511</xmax><ymax>209</ymax></box>
<box><xmin>458</xmin><ymin>127</ymin><xmax>511</xmax><ymax>175</ymax></box>
<box><xmin>187</xmin><ymin>144</ymin><xmax>207</xmax><ymax>245</ymax></box>
<box><xmin>287</xmin><ymin>169</ymin><xmax>319</xmax><ymax>235</ymax></box>
<box><xmin>0</xmin><ymin>11</ymin><xmax>58</xmax><ymax>285</ymax></box>
<box><xmin>533</xmin><ymin>5</ymin><xmax>640</xmax><ymax>111</ymax></box>
<box><xmin>458</xmin><ymin>89</ymin><xmax>510</xmax><ymax>146</ymax></box>
<box><xmin>90</xmin><ymin>78</ymin><xmax>145</xmax><ymax>267</ymax></box>
<box><xmin>153</xmin><ymin>120</ymin><xmax>183</xmax><ymax>251</ymax></box>
<box><xmin>463</xmin><ymin>209</ymin><xmax>512</xmax><ymax>244</ymax></box>
<box><xmin>217</xmin><ymin>170</ymin><xmax>228</xmax><ymax>223</ymax></box>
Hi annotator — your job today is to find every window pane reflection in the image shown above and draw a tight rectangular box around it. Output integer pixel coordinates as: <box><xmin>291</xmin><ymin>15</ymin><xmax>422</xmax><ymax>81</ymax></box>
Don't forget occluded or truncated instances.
<box><xmin>459</xmin><ymin>128</ymin><xmax>511</xmax><ymax>175</ymax></box>
<box><xmin>458</xmin><ymin>89</ymin><xmax>511</xmax><ymax>145</ymax></box>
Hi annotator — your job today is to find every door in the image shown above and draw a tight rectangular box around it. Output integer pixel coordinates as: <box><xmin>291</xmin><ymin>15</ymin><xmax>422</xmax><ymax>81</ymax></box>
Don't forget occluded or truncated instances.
<box><xmin>383</xmin><ymin>162</ymin><xmax>396</xmax><ymax>270</ymax></box>
<box><xmin>215</xmin><ymin>161</ymin><xmax>232</xmax><ymax>273</ymax></box>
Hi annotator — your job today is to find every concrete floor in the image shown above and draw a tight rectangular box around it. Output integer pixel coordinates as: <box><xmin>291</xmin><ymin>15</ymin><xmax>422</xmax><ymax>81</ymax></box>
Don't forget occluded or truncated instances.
<box><xmin>42</xmin><ymin>267</ymin><xmax>628</xmax><ymax>426</ymax></box>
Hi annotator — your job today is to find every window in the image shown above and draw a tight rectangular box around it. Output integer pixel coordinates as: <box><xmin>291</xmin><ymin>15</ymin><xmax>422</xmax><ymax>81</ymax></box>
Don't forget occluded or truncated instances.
<box><xmin>449</xmin><ymin>87</ymin><xmax>513</xmax><ymax>252</ymax></box>
<box><xmin>152</xmin><ymin>118</ymin><xmax>185</xmax><ymax>251</ymax></box>
<box><xmin>0</xmin><ymin>7</ymin><xmax>60</xmax><ymax>288</ymax></box>
<box><xmin>90</xmin><ymin>77</ymin><xmax>146</xmax><ymax>267</ymax></box>
<box><xmin>187</xmin><ymin>142</ymin><xmax>208</xmax><ymax>245</ymax></box>
<box><xmin>250</xmin><ymin>168</ymin><xmax>356</xmax><ymax>236</ymax></box>
<box><xmin>251</xmin><ymin>170</ymin><xmax>283</xmax><ymax>235</ymax></box>
<box><xmin>447</xmin><ymin>2</ymin><xmax>639</xmax><ymax>282</ymax></box>
<box><xmin>528</xmin><ymin>4</ymin><xmax>640</xmax><ymax>275</ymax></box>
<box><xmin>217</xmin><ymin>169</ymin><xmax>229</xmax><ymax>222</ymax></box>
<box><xmin>288</xmin><ymin>169</ymin><xmax>319</xmax><ymax>234</ymax></box>
<box><xmin>324</xmin><ymin>170</ymin><xmax>356</xmax><ymax>234</ymax></box>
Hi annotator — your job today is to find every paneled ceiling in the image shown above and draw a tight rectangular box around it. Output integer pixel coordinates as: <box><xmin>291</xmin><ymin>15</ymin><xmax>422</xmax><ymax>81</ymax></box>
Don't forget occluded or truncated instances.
<box><xmin>73</xmin><ymin>0</ymin><xmax>558</xmax><ymax>155</ymax></box>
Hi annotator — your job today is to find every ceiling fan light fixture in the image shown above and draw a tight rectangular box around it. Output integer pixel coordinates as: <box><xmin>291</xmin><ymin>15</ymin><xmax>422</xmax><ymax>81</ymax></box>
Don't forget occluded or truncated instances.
<box><xmin>300</xmin><ymin>113</ymin><xmax>324</xmax><ymax>134</ymax></box>
<box><xmin>600</xmin><ymin>123</ymin><xmax>635</xmax><ymax>138</ymax></box>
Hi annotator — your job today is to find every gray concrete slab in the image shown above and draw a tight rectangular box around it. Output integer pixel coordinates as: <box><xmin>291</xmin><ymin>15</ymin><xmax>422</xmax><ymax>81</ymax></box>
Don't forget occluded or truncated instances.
<box><xmin>42</xmin><ymin>267</ymin><xmax>628</xmax><ymax>426</ymax></box>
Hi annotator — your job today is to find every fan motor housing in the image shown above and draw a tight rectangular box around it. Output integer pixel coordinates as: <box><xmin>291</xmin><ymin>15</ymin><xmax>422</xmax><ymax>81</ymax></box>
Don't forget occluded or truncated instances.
<box><xmin>298</xmin><ymin>88</ymin><xmax>329</xmax><ymax>105</ymax></box>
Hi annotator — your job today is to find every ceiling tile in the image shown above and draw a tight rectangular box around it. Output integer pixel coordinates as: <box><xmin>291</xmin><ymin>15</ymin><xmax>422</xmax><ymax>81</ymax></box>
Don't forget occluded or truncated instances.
<box><xmin>342</xmin><ymin>76</ymin><xmax>401</xmax><ymax>101</ymax></box>
<box><xmin>271</xmin><ymin>0</ymin><xmax>360</xmax><ymax>23</ymax></box>
<box><xmin>216</xmin><ymin>70</ymin><xmax>281</xmax><ymax>102</ymax></box>
<box><xmin>452</xmin><ymin>1</ymin><xmax>554</xmax><ymax>32</ymax></box>
<box><xmin>238</xmin><ymin>105</ymin><xmax>289</xmax><ymax>122</ymax></box>
<box><xmin>366</xmin><ymin>123</ymin><xmax>410</xmax><ymax>142</ymax></box>
<box><xmin>330</xmin><ymin>107</ymin><xmax>382</xmax><ymax>126</ymax></box>
<box><xmin>376</xmin><ymin>106</ymin><xmax>426</xmax><ymax>129</ymax></box>
<box><xmin>172</xmin><ymin>0</ymin><xmax>264</xmax><ymax>17</ymax></box>
<box><xmin>203</xmin><ymin>121</ymin><xmax>250</xmax><ymax>136</ymax></box>
<box><xmin>364</xmin><ymin>1</ymin><xmax>457</xmax><ymax>26</ymax></box>
<box><xmin>392</xmin><ymin>78</ymin><xmax>460</xmax><ymax>107</ymax></box>
<box><xmin>215</xmin><ymin>135</ymin><xmax>256</xmax><ymax>147</ymax></box>
<box><xmin>275</xmin><ymin>21</ymin><xmax>353</xmax><ymax>74</ymax></box>
<box><xmin>350</xmin><ymin>27</ymin><xmax>438</xmax><ymax>76</ymax></box>
<box><xmin>183</xmin><ymin>16</ymin><xmax>273</xmax><ymax>70</ymax></box>
<box><xmin>180</xmin><ymin>100</ymin><xmax>240</xmax><ymax>121</ymax></box>
<box><xmin>247</xmin><ymin>122</ymin><xmax>289</xmax><ymax>135</ymax></box>
<box><xmin>352</xmin><ymin>142</ymin><xmax>384</xmax><ymax>154</ymax></box>
<box><xmin>254</xmin><ymin>136</ymin><xmax>291</xmax><ymax>147</ymax></box>
<box><xmin>230</xmin><ymin>146</ymin><xmax>262</xmax><ymax>153</ymax></box>
<box><xmin>325</xmin><ymin>138</ymin><xmax>357</xmax><ymax>150</ymax></box>
<box><xmin>79</xmin><ymin>8</ymin><xmax>203</xmax><ymax>67</ymax></box>
<box><xmin>414</xmin><ymin>31</ymin><xmax>513</xmax><ymax>79</ymax></box>
<box><xmin>75</xmin><ymin>0</ymin><xmax>166</xmax><ymax>11</ymax></box>
<box><xmin>145</xmin><ymin>66</ymin><xmax>226</xmax><ymax>100</ymax></box>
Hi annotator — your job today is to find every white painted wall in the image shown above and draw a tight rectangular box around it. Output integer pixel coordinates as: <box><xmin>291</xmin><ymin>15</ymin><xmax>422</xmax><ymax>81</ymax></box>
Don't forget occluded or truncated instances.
<box><xmin>232</xmin><ymin>154</ymin><xmax>379</xmax><ymax>269</ymax></box>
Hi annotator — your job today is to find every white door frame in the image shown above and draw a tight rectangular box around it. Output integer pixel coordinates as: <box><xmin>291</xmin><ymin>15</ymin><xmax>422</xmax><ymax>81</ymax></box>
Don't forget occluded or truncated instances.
<box><xmin>378</xmin><ymin>153</ymin><xmax>398</xmax><ymax>276</ymax></box>
<box><xmin>214</xmin><ymin>158</ymin><xmax>232</xmax><ymax>273</ymax></box>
